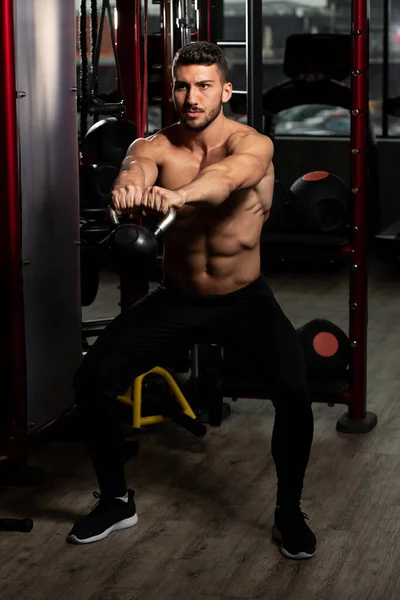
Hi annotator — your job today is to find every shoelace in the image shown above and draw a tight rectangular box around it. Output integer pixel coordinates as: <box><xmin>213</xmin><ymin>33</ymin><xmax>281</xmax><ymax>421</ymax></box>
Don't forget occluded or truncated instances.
<box><xmin>278</xmin><ymin>507</ymin><xmax>310</xmax><ymax>524</ymax></box>
<box><xmin>286</xmin><ymin>512</ymin><xmax>309</xmax><ymax>524</ymax></box>
<box><xmin>289</xmin><ymin>512</ymin><xmax>311</xmax><ymax>531</ymax></box>
<box><xmin>278</xmin><ymin>505</ymin><xmax>308</xmax><ymax>517</ymax></box>
<box><xmin>91</xmin><ymin>490</ymin><xmax>127</xmax><ymax>512</ymax></box>
<box><xmin>89</xmin><ymin>491</ymin><xmax>105</xmax><ymax>513</ymax></box>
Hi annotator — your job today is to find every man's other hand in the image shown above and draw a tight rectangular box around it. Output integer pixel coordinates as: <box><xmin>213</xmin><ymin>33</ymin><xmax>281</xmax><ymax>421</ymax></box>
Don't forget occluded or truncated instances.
<box><xmin>141</xmin><ymin>187</ymin><xmax>187</xmax><ymax>215</ymax></box>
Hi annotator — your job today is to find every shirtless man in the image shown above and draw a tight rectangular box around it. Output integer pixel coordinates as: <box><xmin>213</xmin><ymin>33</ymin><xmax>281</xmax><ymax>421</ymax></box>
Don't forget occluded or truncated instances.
<box><xmin>69</xmin><ymin>41</ymin><xmax>316</xmax><ymax>560</ymax></box>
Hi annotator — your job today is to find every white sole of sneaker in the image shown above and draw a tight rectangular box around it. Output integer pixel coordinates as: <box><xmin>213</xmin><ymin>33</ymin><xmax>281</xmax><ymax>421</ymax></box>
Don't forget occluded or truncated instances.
<box><xmin>67</xmin><ymin>514</ymin><xmax>138</xmax><ymax>545</ymax></box>
<box><xmin>271</xmin><ymin>525</ymin><xmax>316</xmax><ymax>560</ymax></box>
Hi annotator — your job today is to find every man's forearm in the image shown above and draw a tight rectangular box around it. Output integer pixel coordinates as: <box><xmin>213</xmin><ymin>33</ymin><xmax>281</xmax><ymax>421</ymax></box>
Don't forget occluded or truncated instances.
<box><xmin>177</xmin><ymin>148</ymin><xmax>268</xmax><ymax>207</ymax></box>
<box><xmin>178</xmin><ymin>167</ymin><xmax>233</xmax><ymax>207</ymax></box>
<box><xmin>114</xmin><ymin>161</ymin><xmax>146</xmax><ymax>188</ymax></box>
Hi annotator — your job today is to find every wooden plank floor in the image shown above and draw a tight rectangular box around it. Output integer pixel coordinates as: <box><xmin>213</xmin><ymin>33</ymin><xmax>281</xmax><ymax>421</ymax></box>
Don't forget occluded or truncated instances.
<box><xmin>1</xmin><ymin>257</ymin><xmax>400</xmax><ymax>600</ymax></box>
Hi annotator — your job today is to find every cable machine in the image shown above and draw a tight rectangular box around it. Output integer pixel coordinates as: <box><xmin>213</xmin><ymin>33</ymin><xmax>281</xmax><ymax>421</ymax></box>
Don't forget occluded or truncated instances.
<box><xmin>111</xmin><ymin>0</ymin><xmax>376</xmax><ymax>433</ymax></box>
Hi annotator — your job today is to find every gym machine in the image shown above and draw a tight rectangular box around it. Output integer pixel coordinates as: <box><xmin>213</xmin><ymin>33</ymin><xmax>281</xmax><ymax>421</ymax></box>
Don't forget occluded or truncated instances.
<box><xmin>81</xmin><ymin>0</ymin><xmax>377</xmax><ymax>434</ymax></box>
<box><xmin>1</xmin><ymin>0</ymin><xmax>81</xmax><ymax>528</ymax></box>
<box><xmin>1</xmin><ymin>0</ymin><xmax>81</xmax><ymax>466</ymax></box>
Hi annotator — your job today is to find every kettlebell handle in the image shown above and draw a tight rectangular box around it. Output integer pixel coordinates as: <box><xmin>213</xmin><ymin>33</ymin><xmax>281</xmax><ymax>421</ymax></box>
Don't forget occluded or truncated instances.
<box><xmin>108</xmin><ymin>205</ymin><xmax>176</xmax><ymax>236</ymax></box>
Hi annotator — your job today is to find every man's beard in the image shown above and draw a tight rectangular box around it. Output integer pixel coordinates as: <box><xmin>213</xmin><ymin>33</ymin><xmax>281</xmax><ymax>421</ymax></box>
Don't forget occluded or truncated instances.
<box><xmin>180</xmin><ymin>101</ymin><xmax>223</xmax><ymax>132</ymax></box>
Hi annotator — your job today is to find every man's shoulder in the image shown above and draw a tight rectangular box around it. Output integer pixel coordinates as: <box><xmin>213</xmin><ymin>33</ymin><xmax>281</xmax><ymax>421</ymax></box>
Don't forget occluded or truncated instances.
<box><xmin>129</xmin><ymin>125</ymin><xmax>177</xmax><ymax>159</ymax></box>
<box><xmin>225</xmin><ymin>121</ymin><xmax>273</xmax><ymax>152</ymax></box>
<box><xmin>226</xmin><ymin>119</ymin><xmax>271</xmax><ymax>140</ymax></box>
<box><xmin>146</xmin><ymin>123</ymin><xmax>180</xmax><ymax>146</ymax></box>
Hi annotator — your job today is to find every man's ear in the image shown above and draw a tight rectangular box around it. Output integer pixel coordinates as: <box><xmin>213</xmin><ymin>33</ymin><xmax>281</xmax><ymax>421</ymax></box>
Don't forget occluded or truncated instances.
<box><xmin>222</xmin><ymin>82</ymin><xmax>233</xmax><ymax>104</ymax></box>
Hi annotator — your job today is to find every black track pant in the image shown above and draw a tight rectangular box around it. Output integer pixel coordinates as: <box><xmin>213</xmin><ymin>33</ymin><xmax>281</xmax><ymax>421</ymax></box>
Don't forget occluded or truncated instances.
<box><xmin>74</xmin><ymin>274</ymin><xmax>314</xmax><ymax>506</ymax></box>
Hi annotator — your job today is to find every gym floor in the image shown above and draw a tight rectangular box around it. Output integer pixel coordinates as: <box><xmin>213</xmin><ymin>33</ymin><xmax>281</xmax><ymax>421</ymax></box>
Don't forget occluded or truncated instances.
<box><xmin>1</xmin><ymin>256</ymin><xmax>400</xmax><ymax>600</ymax></box>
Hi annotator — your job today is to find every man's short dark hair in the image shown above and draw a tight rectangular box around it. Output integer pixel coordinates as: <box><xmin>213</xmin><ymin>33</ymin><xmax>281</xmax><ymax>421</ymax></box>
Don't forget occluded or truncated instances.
<box><xmin>172</xmin><ymin>41</ymin><xmax>229</xmax><ymax>83</ymax></box>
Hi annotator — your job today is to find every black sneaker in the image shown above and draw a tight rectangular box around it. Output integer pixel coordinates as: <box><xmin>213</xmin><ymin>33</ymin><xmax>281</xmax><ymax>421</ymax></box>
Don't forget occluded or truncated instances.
<box><xmin>272</xmin><ymin>506</ymin><xmax>316</xmax><ymax>559</ymax></box>
<box><xmin>67</xmin><ymin>489</ymin><xmax>138</xmax><ymax>544</ymax></box>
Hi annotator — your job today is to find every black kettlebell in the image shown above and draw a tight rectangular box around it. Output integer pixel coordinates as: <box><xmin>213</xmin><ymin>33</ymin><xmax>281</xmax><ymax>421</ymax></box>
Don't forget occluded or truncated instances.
<box><xmin>107</xmin><ymin>206</ymin><xmax>177</xmax><ymax>274</ymax></box>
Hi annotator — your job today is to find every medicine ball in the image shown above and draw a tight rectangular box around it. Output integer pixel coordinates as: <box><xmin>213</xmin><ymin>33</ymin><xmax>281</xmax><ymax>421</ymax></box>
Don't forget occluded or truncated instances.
<box><xmin>289</xmin><ymin>171</ymin><xmax>349</xmax><ymax>234</ymax></box>
<box><xmin>297</xmin><ymin>318</ymin><xmax>350</xmax><ymax>382</ymax></box>
<box><xmin>81</xmin><ymin>117</ymin><xmax>138</xmax><ymax>167</ymax></box>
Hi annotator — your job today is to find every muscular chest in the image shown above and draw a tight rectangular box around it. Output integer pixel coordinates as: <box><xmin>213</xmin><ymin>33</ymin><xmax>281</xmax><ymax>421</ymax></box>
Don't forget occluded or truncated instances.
<box><xmin>158</xmin><ymin>146</ymin><xmax>231</xmax><ymax>235</ymax></box>
<box><xmin>158</xmin><ymin>144</ymin><xmax>262</xmax><ymax>249</ymax></box>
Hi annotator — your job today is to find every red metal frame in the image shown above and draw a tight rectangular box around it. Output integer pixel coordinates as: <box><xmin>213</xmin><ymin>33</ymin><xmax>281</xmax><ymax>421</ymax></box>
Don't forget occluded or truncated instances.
<box><xmin>141</xmin><ymin>0</ymin><xmax>149</xmax><ymax>136</ymax></box>
<box><xmin>0</xmin><ymin>0</ymin><xmax>27</xmax><ymax>467</ymax></box>
<box><xmin>206</xmin><ymin>0</ymin><xmax>211</xmax><ymax>41</ymax></box>
<box><xmin>115</xmin><ymin>0</ymin><xmax>142</xmax><ymax>133</ymax></box>
<box><xmin>348</xmin><ymin>0</ymin><xmax>369</xmax><ymax>419</ymax></box>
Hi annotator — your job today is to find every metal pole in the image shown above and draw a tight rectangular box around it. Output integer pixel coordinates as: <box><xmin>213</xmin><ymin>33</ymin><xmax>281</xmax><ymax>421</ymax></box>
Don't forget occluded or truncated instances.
<box><xmin>161</xmin><ymin>0</ymin><xmax>175</xmax><ymax>127</ymax></box>
<box><xmin>0</xmin><ymin>0</ymin><xmax>27</xmax><ymax>466</ymax></box>
<box><xmin>348</xmin><ymin>0</ymin><xmax>369</xmax><ymax>420</ymax></box>
<box><xmin>170</xmin><ymin>0</ymin><xmax>176</xmax><ymax>57</ymax></box>
<box><xmin>178</xmin><ymin>0</ymin><xmax>194</xmax><ymax>47</ymax></box>
<box><xmin>217</xmin><ymin>42</ymin><xmax>247</xmax><ymax>47</ymax></box>
<box><xmin>382</xmin><ymin>0</ymin><xmax>390</xmax><ymax>137</ymax></box>
<box><xmin>246</xmin><ymin>0</ymin><xmax>263</xmax><ymax>131</ymax></box>
<box><xmin>337</xmin><ymin>0</ymin><xmax>377</xmax><ymax>432</ymax></box>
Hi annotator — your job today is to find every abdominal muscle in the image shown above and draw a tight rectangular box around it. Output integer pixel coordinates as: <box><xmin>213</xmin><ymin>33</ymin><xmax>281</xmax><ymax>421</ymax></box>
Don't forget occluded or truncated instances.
<box><xmin>162</xmin><ymin>191</ymin><xmax>264</xmax><ymax>295</ymax></box>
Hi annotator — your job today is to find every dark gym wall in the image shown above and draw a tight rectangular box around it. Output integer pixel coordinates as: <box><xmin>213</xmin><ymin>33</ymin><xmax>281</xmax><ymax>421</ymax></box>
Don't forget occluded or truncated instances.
<box><xmin>14</xmin><ymin>0</ymin><xmax>82</xmax><ymax>432</ymax></box>
<box><xmin>273</xmin><ymin>138</ymin><xmax>350</xmax><ymax>190</ymax></box>
<box><xmin>274</xmin><ymin>138</ymin><xmax>399</xmax><ymax>230</ymax></box>
<box><xmin>375</xmin><ymin>141</ymin><xmax>400</xmax><ymax>228</ymax></box>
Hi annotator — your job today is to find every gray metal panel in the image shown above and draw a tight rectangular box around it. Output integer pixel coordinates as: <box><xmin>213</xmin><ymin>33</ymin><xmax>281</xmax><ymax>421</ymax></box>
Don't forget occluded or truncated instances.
<box><xmin>14</xmin><ymin>0</ymin><xmax>82</xmax><ymax>431</ymax></box>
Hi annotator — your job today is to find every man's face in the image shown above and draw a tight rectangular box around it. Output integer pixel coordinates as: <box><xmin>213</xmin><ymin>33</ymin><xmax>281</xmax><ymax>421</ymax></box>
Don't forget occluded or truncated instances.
<box><xmin>172</xmin><ymin>64</ymin><xmax>232</xmax><ymax>131</ymax></box>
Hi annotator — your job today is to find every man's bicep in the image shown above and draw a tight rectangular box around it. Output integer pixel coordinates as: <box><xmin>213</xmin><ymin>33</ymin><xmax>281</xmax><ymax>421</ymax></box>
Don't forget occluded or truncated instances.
<box><xmin>126</xmin><ymin>156</ymin><xmax>159</xmax><ymax>187</ymax></box>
